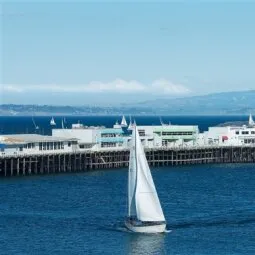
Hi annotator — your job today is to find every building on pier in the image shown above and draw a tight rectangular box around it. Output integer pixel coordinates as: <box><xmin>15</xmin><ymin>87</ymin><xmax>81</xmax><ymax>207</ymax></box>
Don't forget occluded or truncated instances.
<box><xmin>0</xmin><ymin>134</ymin><xmax>78</xmax><ymax>156</ymax></box>
<box><xmin>134</xmin><ymin>125</ymin><xmax>199</xmax><ymax>148</ymax></box>
<box><xmin>2</xmin><ymin>114</ymin><xmax>255</xmax><ymax>158</ymax></box>
<box><xmin>52</xmin><ymin>122</ymin><xmax>199</xmax><ymax>150</ymax></box>
<box><xmin>52</xmin><ymin>123</ymin><xmax>125</xmax><ymax>150</ymax></box>
<box><xmin>198</xmin><ymin>125</ymin><xmax>255</xmax><ymax>146</ymax></box>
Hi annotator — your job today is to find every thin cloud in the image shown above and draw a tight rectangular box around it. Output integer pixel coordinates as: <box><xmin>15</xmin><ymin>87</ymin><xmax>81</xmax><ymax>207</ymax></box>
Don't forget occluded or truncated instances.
<box><xmin>1</xmin><ymin>79</ymin><xmax>191</xmax><ymax>95</ymax></box>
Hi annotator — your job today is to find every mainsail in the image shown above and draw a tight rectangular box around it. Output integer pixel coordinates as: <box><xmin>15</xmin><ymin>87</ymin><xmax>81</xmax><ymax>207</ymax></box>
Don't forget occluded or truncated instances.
<box><xmin>121</xmin><ymin>115</ymin><xmax>128</xmax><ymax>127</ymax></box>
<box><xmin>128</xmin><ymin>126</ymin><xmax>137</xmax><ymax>217</ymax></box>
<box><xmin>128</xmin><ymin>126</ymin><xmax>165</xmax><ymax>222</ymax></box>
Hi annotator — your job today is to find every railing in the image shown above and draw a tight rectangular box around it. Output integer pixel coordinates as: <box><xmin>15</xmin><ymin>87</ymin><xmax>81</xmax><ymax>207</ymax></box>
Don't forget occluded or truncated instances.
<box><xmin>161</xmin><ymin>135</ymin><xmax>196</xmax><ymax>140</ymax></box>
<box><xmin>2</xmin><ymin>143</ymin><xmax>255</xmax><ymax>158</ymax></box>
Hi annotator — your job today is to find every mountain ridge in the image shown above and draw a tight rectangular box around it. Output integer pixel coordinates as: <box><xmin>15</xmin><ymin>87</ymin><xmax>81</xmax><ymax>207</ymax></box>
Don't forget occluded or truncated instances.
<box><xmin>1</xmin><ymin>90</ymin><xmax>255</xmax><ymax>115</ymax></box>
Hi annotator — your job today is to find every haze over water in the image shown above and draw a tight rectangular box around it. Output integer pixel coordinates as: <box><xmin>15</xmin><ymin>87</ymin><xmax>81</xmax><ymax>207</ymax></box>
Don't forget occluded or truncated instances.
<box><xmin>0</xmin><ymin>116</ymin><xmax>254</xmax><ymax>254</ymax></box>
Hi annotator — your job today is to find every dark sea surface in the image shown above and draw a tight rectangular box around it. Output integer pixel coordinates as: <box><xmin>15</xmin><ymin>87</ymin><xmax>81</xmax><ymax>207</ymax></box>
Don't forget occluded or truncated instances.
<box><xmin>0</xmin><ymin>116</ymin><xmax>254</xmax><ymax>254</ymax></box>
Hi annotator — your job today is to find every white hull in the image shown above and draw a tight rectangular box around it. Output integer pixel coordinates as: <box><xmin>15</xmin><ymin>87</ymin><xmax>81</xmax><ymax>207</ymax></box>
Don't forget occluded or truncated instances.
<box><xmin>125</xmin><ymin>220</ymin><xmax>166</xmax><ymax>234</ymax></box>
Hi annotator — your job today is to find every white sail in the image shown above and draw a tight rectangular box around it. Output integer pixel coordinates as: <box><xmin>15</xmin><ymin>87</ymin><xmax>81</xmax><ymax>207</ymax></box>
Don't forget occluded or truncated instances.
<box><xmin>121</xmin><ymin>115</ymin><xmax>128</xmax><ymax>127</ymax></box>
<box><xmin>61</xmin><ymin>119</ymin><xmax>65</xmax><ymax>129</ymax></box>
<box><xmin>132</xmin><ymin>126</ymin><xmax>165</xmax><ymax>222</ymax></box>
<box><xmin>128</xmin><ymin>120</ymin><xmax>133</xmax><ymax>130</ymax></box>
<box><xmin>249</xmin><ymin>114</ymin><xmax>254</xmax><ymax>126</ymax></box>
<box><xmin>128</xmin><ymin>127</ymin><xmax>137</xmax><ymax>217</ymax></box>
<box><xmin>50</xmin><ymin>117</ymin><xmax>56</xmax><ymax>126</ymax></box>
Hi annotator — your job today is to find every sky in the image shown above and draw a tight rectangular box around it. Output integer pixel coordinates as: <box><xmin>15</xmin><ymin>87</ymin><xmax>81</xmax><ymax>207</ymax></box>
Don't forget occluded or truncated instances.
<box><xmin>1</xmin><ymin>1</ymin><xmax>255</xmax><ymax>105</ymax></box>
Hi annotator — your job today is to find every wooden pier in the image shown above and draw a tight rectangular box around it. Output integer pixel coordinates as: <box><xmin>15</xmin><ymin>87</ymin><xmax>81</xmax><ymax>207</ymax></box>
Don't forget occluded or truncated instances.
<box><xmin>1</xmin><ymin>146</ymin><xmax>255</xmax><ymax>177</ymax></box>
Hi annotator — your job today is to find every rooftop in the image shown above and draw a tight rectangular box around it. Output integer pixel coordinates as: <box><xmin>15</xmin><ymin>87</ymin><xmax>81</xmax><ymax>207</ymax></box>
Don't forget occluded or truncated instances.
<box><xmin>0</xmin><ymin>134</ymin><xmax>78</xmax><ymax>144</ymax></box>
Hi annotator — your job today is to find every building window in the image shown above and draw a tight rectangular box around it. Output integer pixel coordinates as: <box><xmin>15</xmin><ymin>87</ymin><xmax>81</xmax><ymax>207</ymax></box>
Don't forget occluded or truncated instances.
<box><xmin>101</xmin><ymin>142</ymin><xmax>116</xmax><ymax>148</ymax></box>
<box><xmin>251</xmin><ymin>131</ymin><xmax>255</xmax><ymax>134</ymax></box>
<box><xmin>162</xmin><ymin>140</ymin><xmax>167</xmax><ymax>146</ymax></box>
<box><xmin>161</xmin><ymin>132</ymin><xmax>193</xmax><ymax>136</ymax></box>
<box><xmin>242</xmin><ymin>131</ymin><xmax>249</xmax><ymax>135</ymax></box>
<box><xmin>138</xmin><ymin>130</ymin><xmax>145</xmax><ymax>136</ymax></box>
<box><xmin>49</xmin><ymin>142</ymin><xmax>53</xmax><ymax>150</ymax></box>
<box><xmin>101</xmin><ymin>133</ymin><xmax>116</xmax><ymax>137</ymax></box>
<box><xmin>235</xmin><ymin>131</ymin><xmax>239</xmax><ymax>135</ymax></box>
<box><xmin>79</xmin><ymin>144</ymin><xmax>92</xmax><ymax>149</ymax></box>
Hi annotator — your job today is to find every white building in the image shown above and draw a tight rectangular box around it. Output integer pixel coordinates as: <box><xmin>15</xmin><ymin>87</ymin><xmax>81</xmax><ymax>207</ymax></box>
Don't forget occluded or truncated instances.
<box><xmin>132</xmin><ymin>125</ymin><xmax>199</xmax><ymax>148</ymax></box>
<box><xmin>199</xmin><ymin>125</ymin><xmax>255</xmax><ymax>146</ymax></box>
<box><xmin>53</xmin><ymin>123</ymin><xmax>199</xmax><ymax>150</ymax></box>
<box><xmin>52</xmin><ymin>123</ymin><xmax>125</xmax><ymax>151</ymax></box>
<box><xmin>0</xmin><ymin>134</ymin><xmax>78</xmax><ymax>156</ymax></box>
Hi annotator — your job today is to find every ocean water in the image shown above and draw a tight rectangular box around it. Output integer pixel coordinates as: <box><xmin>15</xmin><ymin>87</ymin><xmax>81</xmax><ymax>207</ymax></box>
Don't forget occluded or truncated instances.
<box><xmin>0</xmin><ymin>164</ymin><xmax>254</xmax><ymax>254</ymax></box>
<box><xmin>0</xmin><ymin>116</ymin><xmax>254</xmax><ymax>254</ymax></box>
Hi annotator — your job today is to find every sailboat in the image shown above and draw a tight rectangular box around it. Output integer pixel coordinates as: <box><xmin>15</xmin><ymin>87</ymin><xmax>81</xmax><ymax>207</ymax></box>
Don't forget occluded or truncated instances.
<box><xmin>121</xmin><ymin>115</ymin><xmax>128</xmax><ymax>127</ymax></box>
<box><xmin>32</xmin><ymin>117</ymin><xmax>39</xmax><ymax>130</ymax></box>
<box><xmin>50</xmin><ymin>117</ymin><xmax>56</xmax><ymax>126</ymax></box>
<box><xmin>125</xmin><ymin>125</ymin><xmax>166</xmax><ymax>233</ymax></box>
<box><xmin>160</xmin><ymin>117</ymin><xmax>170</xmax><ymax>127</ymax></box>
<box><xmin>128</xmin><ymin>121</ymin><xmax>133</xmax><ymax>130</ymax></box>
<box><xmin>248</xmin><ymin>114</ymin><xmax>254</xmax><ymax>126</ymax></box>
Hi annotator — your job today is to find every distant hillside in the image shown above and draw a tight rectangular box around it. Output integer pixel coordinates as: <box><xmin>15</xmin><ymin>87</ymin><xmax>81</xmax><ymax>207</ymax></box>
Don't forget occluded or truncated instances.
<box><xmin>1</xmin><ymin>90</ymin><xmax>255</xmax><ymax>115</ymax></box>
<box><xmin>133</xmin><ymin>90</ymin><xmax>255</xmax><ymax>115</ymax></box>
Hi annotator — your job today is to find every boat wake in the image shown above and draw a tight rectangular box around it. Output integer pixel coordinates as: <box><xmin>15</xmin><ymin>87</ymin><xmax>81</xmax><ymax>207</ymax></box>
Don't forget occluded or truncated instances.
<box><xmin>116</xmin><ymin>226</ymin><xmax>132</xmax><ymax>233</ymax></box>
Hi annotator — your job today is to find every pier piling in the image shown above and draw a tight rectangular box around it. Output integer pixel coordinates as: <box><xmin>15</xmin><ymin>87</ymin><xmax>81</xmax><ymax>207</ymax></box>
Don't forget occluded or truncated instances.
<box><xmin>1</xmin><ymin>146</ymin><xmax>255</xmax><ymax>177</ymax></box>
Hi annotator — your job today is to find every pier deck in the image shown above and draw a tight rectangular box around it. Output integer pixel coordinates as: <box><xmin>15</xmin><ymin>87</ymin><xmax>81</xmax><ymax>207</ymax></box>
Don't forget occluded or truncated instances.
<box><xmin>1</xmin><ymin>146</ymin><xmax>255</xmax><ymax>177</ymax></box>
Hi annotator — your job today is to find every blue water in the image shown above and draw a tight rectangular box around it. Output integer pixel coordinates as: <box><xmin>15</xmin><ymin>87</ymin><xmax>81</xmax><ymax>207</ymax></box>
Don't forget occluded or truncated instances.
<box><xmin>0</xmin><ymin>164</ymin><xmax>254</xmax><ymax>254</ymax></box>
<box><xmin>0</xmin><ymin>116</ymin><xmax>254</xmax><ymax>254</ymax></box>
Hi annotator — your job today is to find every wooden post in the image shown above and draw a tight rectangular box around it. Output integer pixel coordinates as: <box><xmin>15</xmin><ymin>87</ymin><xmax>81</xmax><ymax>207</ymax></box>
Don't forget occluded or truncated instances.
<box><xmin>28</xmin><ymin>157</ymin><xmax>32</xmax><ymax>174</ymax></box>
<box><xmin>62</xmin><ymin>154</ymin><xmax>65</xmax><ymax>172</ymax></box>
<box><xmin>17</xmin><ymin>158</ymin><xmax>20</xmax><ymax>176</ymax></box>
<box><xmin>47</xmin><ymin>155</ymin><xmax>50</xmax><ymax>174</ymax></box>
<box><xmin>4</xmin><ymin>159</ymin><xmax>7</xmax><ymax>177</ymax></box>
<box><xmin>10</xmin><ymin>158</ymin><xmax>13</xmax><ymax>176</ymax></box>
<box><xmin>40</xmin><ymin>156</ymin><xmax>44</xmax><ymax>174</ymax></box>
<box><xmin>23</xmin><ymin>158</ymin><xmax>26</xmax><ymax>175</ymax></box>
<box><xmin>58</xmin><ymin>154</ymin><xmax>61</xmax><ymax>172</ymax></box>
<box><xmin>34</xmin><ymin>157</ymin><xmax>38</xmax><ymax>174</ymax></box>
